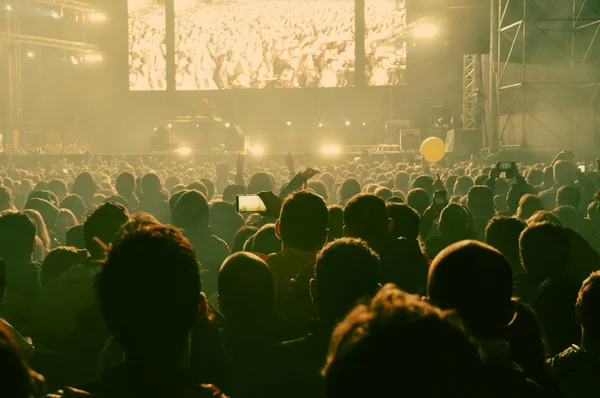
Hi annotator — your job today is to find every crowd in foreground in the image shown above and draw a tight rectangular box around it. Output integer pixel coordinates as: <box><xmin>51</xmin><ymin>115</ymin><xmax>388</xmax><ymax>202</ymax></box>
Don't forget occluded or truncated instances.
<box><xmin>0</xmin><ymin>149</ymin><xmax>599</xmax><ymax>397</ymax></box>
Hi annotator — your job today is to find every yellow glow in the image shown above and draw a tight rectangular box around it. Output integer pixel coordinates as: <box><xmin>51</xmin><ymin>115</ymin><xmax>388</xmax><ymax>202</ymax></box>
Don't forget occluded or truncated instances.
<box><xmin>88</xmin><ymin>12</ymin><xmax>107</xmax><ymax>23</ymax></box>
<box><xmin>413</xmin><ymin>23</ymin><xmax>438</xmax><ymax>39</ymax></box>
<box><xmin>321</xmin><ymin>144</ymin><xmax>341</xmax><ymax>156</ymax></box>
<box><xmin>249</xmin><ymin>145</ymin><xmax>265</xmax><ymax>156</ymax></box>
<box><xmin>176</xmin><ymin>146</ymin><xmax>192</xmax><ymax>156</ymax></box>
<box><xmin>84</xmin><ymin>53</ymin><xmax>103</xmax><ymax>63</ymax></box>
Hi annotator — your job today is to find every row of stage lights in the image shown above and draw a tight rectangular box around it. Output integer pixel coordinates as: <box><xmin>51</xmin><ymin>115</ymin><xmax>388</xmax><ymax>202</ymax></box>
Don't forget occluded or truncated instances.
<box><xmin>162</xmin><ymin>121</ymin><xmax>368</xmax><ymax>130</ymax></box>
<box><xmin>175</xmin><ymin>144</ymin><xmax>342</xmax><ymax>157</ymax></box>
<box><xmin>24</xmin><ymin>51</ymin><xmax>103</xmax><ymax>64</ymax></box>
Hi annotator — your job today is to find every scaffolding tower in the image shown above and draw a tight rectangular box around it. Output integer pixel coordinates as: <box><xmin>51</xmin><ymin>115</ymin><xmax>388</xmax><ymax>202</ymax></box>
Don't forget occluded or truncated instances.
<box><xmin>492</xmin><ymin>0</ymin><xmax>600</xmax><ymax>152</ymax></box>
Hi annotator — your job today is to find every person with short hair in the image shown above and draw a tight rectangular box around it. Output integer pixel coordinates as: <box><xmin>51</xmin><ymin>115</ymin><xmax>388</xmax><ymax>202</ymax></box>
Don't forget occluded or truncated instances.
<box><xmin>115</xmin><ymin>171</ymin><xmax>140</xmax><ymax>211</ymax></box>
<box><xmin>486</xmin><ymin>216</ymin><xmax>527</xmax><ymax>274</ymax></box>
<box><xmin>267</xmin><ymin>190</ymin><xmax>328</xmax><ymax>324</ymax></box>
<box><xmin>557</xmin><ymin>185</ymin><xmax>582</xmax><ymax>210</ymax></box>
<box><xmin>548</xmin><ymin>270</ymin><xmax>600</xmax><ymax>398</ymax></box>
<box><xmin>0</xmin><ymin>186</ymin><xmax>15</xmax><ymax>212</ymax></box>
<box><xmin>323</xmin><ymin>285</ymin><xmax>485</xmax><ymax>398</ymax></box>
<box><xmin>139</xmin><ymin>172</ymin><xmax>169</xmax><ymax>222</ymax></box>
<box><xmin>406</xmin><ymin>188</ymin><xmax>430</xmax><ymax>216</ymax></box>
<box><xmin>427</xmin><ymin>240</ymin><xmax>544</xmax><ymax>396</ymax></box>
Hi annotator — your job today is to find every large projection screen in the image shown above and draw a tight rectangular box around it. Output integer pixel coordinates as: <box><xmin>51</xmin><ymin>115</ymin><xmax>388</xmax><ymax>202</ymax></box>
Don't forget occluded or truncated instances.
<box><xmin>128</xmin><ymin>0</ymin><xmax>167</xmax><ymax>91</ymax></box>
<box><xmin>365</xmin><ymin>0</ymin><xmax>407</xmax><ymax>86</ymax></box>
<box><xmin>174</xmin><ymin>0</ymin><xmax>356</xmax><ymax>90</ymax></box>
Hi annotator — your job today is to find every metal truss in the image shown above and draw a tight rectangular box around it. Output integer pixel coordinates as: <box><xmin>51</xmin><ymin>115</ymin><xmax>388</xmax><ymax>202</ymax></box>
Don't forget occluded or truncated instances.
<box><xmin>493</xmin><ymin>0</ymin><xmax>600</xmax><ymax>150</ymax></box>
<box><xmin>0</xmin><ymin>32</ymin><xmax>99</xmax><ymax>52</ymax></box>
<box><xmin>462</xmin><ymin>54</ymin><xmax>478</xmax><ymax>129</ymax></box>
<box><xmin>4</xmin><ymin>8</ymin><xmax>23</xmax><ymax>131</ymax></box>
<box><xmin>344</xmin><ymin>144</ymin><xmax>402</xmax><ymax>154</ymax></box>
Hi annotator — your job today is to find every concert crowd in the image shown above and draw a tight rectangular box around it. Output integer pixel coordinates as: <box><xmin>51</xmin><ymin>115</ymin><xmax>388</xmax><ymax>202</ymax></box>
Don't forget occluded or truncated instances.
<box><xmin>173</xmin><ymin>0</ymin><xmax>407</xmax><ymax>90</ymax></box>
<box><xmin>0</xmin><ymin>149</ymin><xmax>598</xmax><ymax>397</ymax></box>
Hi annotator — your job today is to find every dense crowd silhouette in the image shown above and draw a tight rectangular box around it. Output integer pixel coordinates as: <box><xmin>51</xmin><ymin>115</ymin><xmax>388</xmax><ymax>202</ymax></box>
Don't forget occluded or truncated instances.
<box><xmin>0</xmin><ymin>149</ymin><xmax>599</xmax><ymax>397</ymax></box>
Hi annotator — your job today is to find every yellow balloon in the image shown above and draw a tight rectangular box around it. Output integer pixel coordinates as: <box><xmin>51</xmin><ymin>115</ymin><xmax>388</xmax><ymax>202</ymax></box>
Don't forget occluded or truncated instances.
<box><xmin>420</xmin><ymin>137</ymin><xmax>446</xmax><ymax>163</ymax></box>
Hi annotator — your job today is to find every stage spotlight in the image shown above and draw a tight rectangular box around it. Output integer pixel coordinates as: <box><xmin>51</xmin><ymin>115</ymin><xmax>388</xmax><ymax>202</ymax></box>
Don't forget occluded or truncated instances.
<box><xmin>318</xmin><ymin>123</ymin><xmax>323</xmax><ymax>128</ymax></box>
<box><xmin>153</xmin><ymin>127</ymin><xmax>158</xmax><ymax>131</ymax></box>
<box><xmin>362</xmin><ymin>122</ymin><xmax>367</xmax><ymax>126</ymax></box>
<box><xmin>84</xmin><ymin>53</ymin><xmax>103</xmax><ymax>63</ymax></box>
<box><xmin>224</xmin><ymin>122</ymin><xmax>231</xmax><ymax>128</ymax></box>
<box><xmin>176</xmin><ymin>146</ymin><xmax>192</xmax><ymax>156</ymax></box>
<box><xmin>51</xmin><ymin>10</ymin><xmax>61</xmax><ymax>19</ymax></box>
<box><xmin>321</xmin><ymin>144</ymin><xmax>341</xmax><ymax>156</ymax></box>
<box><xmin>167</xmin><ymin>123</ymin><xmax>173</xmax><ymax>128</ymax></box>
<box><xmin>196</xmin><ymin>124</ymin><xmax>200</xmax><ymax>128</ymax></box>
<box><xmin>345</xmin><ymin>121</ymin><xmax>351</xmax><ymax>127</ymax></box>
<box><xmin>286</xmin><ymin>121</ymin><xmax>292</xmax><ymax>127</ymax></box>
<box><xmin>413</xmin><ymin>22</ymin><xmax>438</xmax><ymax>39</ymax></box>
<box><xmin>249</xmin><ymin>145</ymin><xmax>265</xmax><ymax>156</ymax></box>
<box><xmin>70</xmin><ymin>56</ymin><xmax>80</xmax><ymax>65</ymax></box>
<box><xmin>88</xmin><ymin>11</ymin><xmax>106</xmax><ymax>22</ymax></box>
<box><xmin>26</xmin><ymin>51</ymin><xmax>35</xmax><ymax>59</ymax></box>
<box><xmin>5</xmin><ymin>5</ymin><xmax>12</xmax><ymax>11</ymax></box>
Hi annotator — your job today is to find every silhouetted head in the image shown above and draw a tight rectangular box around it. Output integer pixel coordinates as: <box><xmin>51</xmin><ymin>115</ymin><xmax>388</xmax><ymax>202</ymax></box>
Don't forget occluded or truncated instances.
<box><xmin>343</xmin><ymin>194</ymin><xmax>390</xmax><ymax>249</ymax></box>
<box><xmin>527</xmin><ymin>210</ymin><xmax>562</xmax><ymax>226</ymax></box>
<box><xmin>327</xmin><ymin>205</ymin><xmax>344</xmax><ymax>241</ymax></box>
<box><xmin>324</xmin><ymin>285</ymin><xmax>483</xmax><ymax>398</ymax></box>
<box><xmin>41</xmin><ymin>246</ymin><xmax>87</xmax><ymax>286</ymax></box>
<box><xmin>141</xmin><ymin>173</ymin><xmax>162</xmax><ymax>196</ymax></box>
<box><xmin>393</xmin><ymin>171</ymin><xmax>409</xmax><ymax>192</ymax></box>
<box><xmin>0</xmin><ymin>212</ymin><xmax>36</xmax><ymax>264</ymax></box>
<box><xmin>97</xmin><ymin>224</ymin><xmax>200</xmax><ymax>361</ymax></box>
<box><xmin>406</xmin><ymin>188</ymin><xmax>430</xmax><ymax>215</ymax></box>
<box><xmin>387</xmin><ymin>203</ymin><xmax>420</xmax><ymax>241</ymax></box>
<box><xmin>247</xmin><ymin>172</ymin><xmax>273</xmax><ymax>194</ymax></box>
<box><xmin>253</xmin><ymin>223</ymin><xmax>281</xmax><ymax>255</ymax></box>
<box><xmin>578</xmin><ymin>271</ymin><xmax>600</xmax><ymax>341</ymax></box>
<box><xmin>24</xmin><ymin>198</ymin><xmax>59</xmax><ymax>231</ymax></box>
<box><xmin>83</xmin><ymin>202</ymin><xmax>129</xmax><ymax>260</ymax></box>
<box><xmin>519</xmin><ymin>222</ymin><xmax>570</xmax><ymax>281</ymax></box>
<box><xmin>116</xmin><ymin>172</ymin><xmax>136</xmax><ymax>197</ymax></box>
<box><xmin>72</xmin><ymin>172</ymin><xmax>96</xmax><ymax>204</ymax></box>
<box><xmin>223</xmin><ymin>184</ymin><xmax>246</xmax><ymax>203</ymax></box>
<box><xmin>553</xmin><ymin>205</ymin><xmax>583</xmax><ymax>231</ymax></box>
<box><xmin>60</xmin><ymin>194</ymin><xmax>87</xmax><ymax>221</ymax></box>
<box><xmin>516</xmin><ymin>194</ymin><xmax>543</xmax><ymax>220</ymax></box>
<box><xmin>467</xmin><ymin>185</ymin><xmax>495</xmax><ymax>219</ymax></box>
<box><xmin>553</xmin><ymin>160</ymin><xmax>576</xmax><ymax>187</ymax></box>
<box><xmin>486</xmin><ymin>216</ymin><xmax>527</xmax><ymax>274</ymax></box>
<box><xmin>277</xmin><ymin>190</ymin><xmax>328</xmax><ymax>251</ymax></box>
<box><xmin>428</xmin><ymin>240</ymin><xmax>514</xmax><ymax>338</ymax></box>
<box><xmin>0</xmin><ymin>187</ymin><xmax>14</xmax><ymax>212</ymax></box>
<box><xmin>308</xmin><ymin>180</ymin><xmax>329</xmax><ymax>202</ymax></box>
<box><xmin>454</xmin><ymin>176</ymin><xmax>474</xmax><ymax>197</ymax></box>
<box><xmin>313</xmin><ymin>238</ymin><xmax>380</xmax><ymax>324</ymax></box>
<box><xmin>556</xmin><ymin>185</ymin><xmax>581</xmax><ymax>209</ymax></box>
<box><xmin>338</xmin><ymin>177</ymin><xmax>361</xmax><ymax>205</ymax></box>
<box><xmin>218</xmin><ymin>252</ymin><xmax>275</xmax><ymax>323</ymax></box>
<box><xmin>411</xmin><ymin>175</ymin><xmax>434</xmax><ymax>197</ymax></box>
<box><xmin>231</xmin><ymin>226</ymin><xmax>258</xmax><ymax>253</ymax></box>
<box><xmin>171</xmin><ymin>190</ymin><xmax>210</xmax><ymax>233</ymax></box>
<box><xmin>47</xmin><ymin>179</ymin><xmax>68</xmax><ymax>201</ymax></box>
<box><xmin>438</xmin><ymin>203</ymin><xmax>469</xmax><ymax>238</ymax></box>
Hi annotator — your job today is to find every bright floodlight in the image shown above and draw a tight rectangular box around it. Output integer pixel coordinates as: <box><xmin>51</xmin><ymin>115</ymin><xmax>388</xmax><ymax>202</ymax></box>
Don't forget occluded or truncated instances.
<box><xmin>344</xmin><ymin>121</ymin><xmax>351</xmax><ymax>127</ymax></box>
<box><xmin>26</xmin><ymin>51</ymin><xmax>35</xmax><ymax>59</ymax></box>
<box><xmin>176</xmin><ymin>146</ymin><xmax>192</xmax><ymax>156</ymax></box>
<box><xmin>249</xmin><ymin>145</ymin><xmax>265</xmax><ymax>156</ymax></box>
<box><xmin>153</xmin><ymin>127</ymin><xmax>158</xmax><ymax>131</ymax></box>
<box><xmin>88</xmin><ymin>11</ymin><xmax>106</xmax><ymax>22</ymax></box>
<box><xmin>413</xmin><ymin>23</ymin><xmax>438</xmax><ymax>39</ymax></box>
<box><xmin>51</xmin><ymin>10</ymin><xmax>61</xmax><ymax>19</ymax></box>
<box><xmin>318</xmin><ymin>123</ymin><xmax>323</xmax><ymax>128</ymax></box>
<box><xmin>224</xmin><ymin>122</ymin><xmax>231</xmax><ymax>128</ymax></box>
<box><xmin>286</xmin><ymin>121</ymin><xmax>292</xmax><ymax>127</ymax></box>
<box><xmin>84</xmin><ymin>53</ymin><xmax>103</xmax><ymax>63</ymax></box>
<box><xmin>70</xmin><ymin>56</ymin><xmax>79</xmax><ymax>65</ymax></box>
<box><xmin>362</xmin><ymin>122</ymin><xmax>367</xmax><ymax>126</ymax></box>
<box><xmin>5</xmin><ymin>5</ymin><xmax>12</xmax><ymax>11</ymax></box>
<box><xmin>321</xmin><ymin>144</ymin><xmax>341</xmax><ymax>156</ymax></box>
<box><xmin>167</xmin><ymin>123</ymin><xmax>173</xmax><ymax>128</ymax></box>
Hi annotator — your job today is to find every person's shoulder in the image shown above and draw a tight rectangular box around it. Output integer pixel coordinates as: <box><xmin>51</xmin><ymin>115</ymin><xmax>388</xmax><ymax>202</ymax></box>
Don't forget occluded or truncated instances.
<box><xmin>547</xmin><ymin>345</ymin><xmax>591</xmax><ymax>372</ymax></box>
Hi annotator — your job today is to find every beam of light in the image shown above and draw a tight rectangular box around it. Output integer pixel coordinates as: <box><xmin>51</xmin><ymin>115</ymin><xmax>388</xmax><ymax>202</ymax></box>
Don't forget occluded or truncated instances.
<box><xmin>286</xmin><ymin>121</ymin><xmax>292</xmax><ymax>127</ymax></box>
<box><xmin>249</xmin><ymin>145</ymin><xmax>265</xmax><ymax>156</ymax></box>
<box><xmin>176</xmin><ymin>146</ymin><xmax>192</xmax><ymax>156</ymax></box>
<box><xmin>84</xmin><ymin>53</ymin><xmax>103</xmax><ymax>63</ymax></box>
<box><xmin>345</xmin><ymin>121</ymin><xmax>351</xmax><ymax>127</ymax></box>
<box><xmin>321</xmin><ymin>144</ymin><xmax>341</xmax><ymax>156</ymax></box>
<box><xmin>88</xmin><ymin>11</ymin><xmax>106</xmax><ymax>23</ymax></box>
<box><xmin>413</xmin><ymin>23</ymin><xmax>439</xmax><ymax>39</ymax></box>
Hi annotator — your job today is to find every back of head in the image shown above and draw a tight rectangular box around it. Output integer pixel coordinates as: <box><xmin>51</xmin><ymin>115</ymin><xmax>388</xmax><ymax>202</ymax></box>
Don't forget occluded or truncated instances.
<box><xmin>315</xmin><ymin>238</ymin><xmax>380</xmax><ymax>323</ymax></box>
<box><xmin>343</xmin><ymin>194</ymin><xmax>389</xmax><ymax>247</ymax></box>
<box><xmin>223</xmin><ymin>184</ymin><xmax>246</xmax><ymax>203</ymax></box>
<box><xmin>0</xmin><ymin>186</ymin><xmax>13</xmax><ymax>211</ymax></box>
<box><xmin>97</xmin><ymin>224</ymin><xmax>200</xmax><ymax>358</ymax></box>
<box><xmin>83</xmin><ymin>202</ymin><xmax>129</xmax><ymax>259</ymax></box>
<box><xmin>527</xmin><ymin>210</ymin><xmax>562</xmax><ymax>226</ymax></box>
<box><xmin>218</xmin><ymin>252</ymin><xmax>275</xmax><ymax>321</ymax></box>
<box><xmin>517</xmin><ymin>194</ymin><xmax>543</xmax><ymax>220</ymax></box>
<box><xmin>171</xmin><ymin>190</ymin><xmax>210</xmax><ymax>231</ymax></box>
<box><xmin>411</xmin><ymin>175</ymin><xmax>434</xmax><ymax>196</ymax></box>
<box><xmin>438</xmin><ymin>203</ymin><xmax>469</xmax><ymax>237</ymax></box>
<box><xmin>387</xmin><ymin>203</ymin><xmax>419</xmax><ymax>241</ymax></box>
<box><xmin>47</xmin><ymin>179</ymin><xmax>68</xmax><ymax>200</ymax></box>
<box><xmin>232</xmin><ymin>226</ymin><xmax>258</xmax><ymax>253</ymax></box>
<box><xmin>556</xmin><ymin>185</ymin><xmax>581</xmax><ymax>208</ymax></box>
<box><xmin>324</xmin><ymin>285</ymin><xmax>483</xmax><ymax>398</ymax></box>
<box><xmin>115</xmin><ymin>171</ymin><xmax>136</xmax><ymax>196</ymax></box>
<box><xmin>200</xmin><ymin>179</ymin><xmax>215</xmax><ymax>200</ymax></box>
<box><xmin>247</xmin><ymin>172</ymin><xmax>273</xmax><ymax>194</ymax></box>
<box><xmin>428</xmin><ymin>240</ymin><xmax>513</xmax><ymax>338</ymax></box>
<box><xmin>393</xmin><ymin>171</ymin><xmax>409</xmax><ymax>191</ymax></box>
<box><xmin>253</xmin><ymin>223</ymin><xmax>281</xmax><ymax>255</ymax></box>
<box><xmin>60</xmin><ymin>194</ymin><xmax>87</xmax><ymax>221</ymax></box>
<box><xmin>577</xmin><ymin>271</ymin><xmax>600</xmax><ymax>341</ymax></box>
<box><xmin>24</xmin><ymin>198</ymin><xmax>59</xmax><ymax>231</ymax></box>
<box><xmin>307</xmin><ymin>180</ymin><xmax>329</xmax><ymax>202</ymax></box>
<box><xmin>327</xmin><ymin>205</ymin><xmax>344</xmax><ymax>241</ymax></box>
<box><xmin>553</xmin><ymin>205</ymin><xmax>582</xmax><ymax>231</ymax></box>
<box><xmin>454</xmin><ymin>176</ymin><xmax>474</xmax><ymax>197</ymax></box>
<box><xmin>141</xmin><ymin>172</ymin><xmax>161</xmax><ymax>195</ymax></box>
<box><xmin>72</xmin><ymin>172</ymin><xmax>96</xmax><ymax>201</ymax></box>
<box><xmin>278</xmin><ymin>190</ymin><xmax>328</xmax><ymax>251</ymax></box>
<box><xmin>186</xmin><ymin>181</ymin><xmax>208</xmax><ymax>199</ymax></box>
<box><xmin>0</xmin><ymin>212</ymin><xmax>36</xmax><ymax>264</ymax></box>
<box><xmin>41</xmin><ymin>246</ymin><xmax>87</xmax><ymax>286</ymax></box>
<box><xmin>485</xmin><ymin>216</ymin><xmax>527</xmax><ymax>273</ymax></box>
<box><xmin>406</xmin><ymin>188</ymin><xmax>430</xmax><ymax>215</ymax></box>
<box><xmin>374</xmin><ymin>187</ymin><xmax>393</xmax><ymax>202</ymax></box>
<box><xmin>553</xmin><ymin>160</ymin><xmax>576</xmax><ymax>187</ymax></box>
<box><xmin>338</xmin><ymin>177</ymin><xmax>361</xmax><ymax>204</ymax></box>
<box><xmin>467</xmin><ymin>185</ymin><xmax>495</xmax><ymax>218</ymax></box>
<box><xmin>519</xmin><ymin>222</ymin><xmax>570</xmax><ymax>281</ymax></box>
<box><xmin>65</xmin><ymin>224</ymin><xmax>86</xmax><ymax>249</ymax></box>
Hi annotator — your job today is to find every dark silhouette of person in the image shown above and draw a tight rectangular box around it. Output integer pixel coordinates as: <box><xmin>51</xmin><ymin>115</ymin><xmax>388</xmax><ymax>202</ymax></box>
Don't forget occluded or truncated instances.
<box><xmin>406</xmin><ymin>188</ymin><xmax>430</xmax><ymax>216</ymax></box>
<box><xmin>337</xmin><ymin>177</ymin><xmax>360</xmax><ymax>206</ymax></box>
<box><xmin>139</xmin><ymin>173</ymin><xmax>169</xmax><ymax>223</ymax></box>
<box><xmin>231</xmin><ymin>226</ymin><xmax>258</xmax><ymax>253</ymax></box>
<box><xmin>252</xmin><ymin>224</ymin><xmax>281</xmax><ymax>256</ymax></box>
<box><xmin>115</xmin><ymin>172</ymin><xmax>140</xmax><ymax>211</ymax></box>
<box><xmin>0</xmin><ymin>212</ymin><xmax>41</xmax><ymax>331</ymax></box>
<box><xmin>467</xmin><ymin>185</ymin><xmax>496</xmax><ymax>241</ymax></box>
<box><xmin>323</xmin><ymin>285</ymin><xmax>485</xmax><ymax>398</ymax></box>
<box><xmin>326</xmin><ymin>205</ymin><xmax>344</xmax><ymax>242</ymax></box>
<box><xmin>60</xmin><ymin>194</ymin><xmax>87</xmax><ymax>222</ymax></box>
<box><xmin>424</xmin><ymin>203</ymin><xmax>472</xmax><ymax>260</ymax></box>
<box><xmin>427</xmin><ymin>240</ymin><xmax>545</xmax><ymax>396</ymax></box>
<box><xmin>72</xmin><ymin>172</ymin><xmax>97</xmax><ymax>209</ymax></box>
<box><xmin>486</xmin><ymin>216</ymin><xmax>527</xmax><ymax>274</ymax></box>
<box><xmin>548</xmin><ymin>270</ymin><xmax>600</xmax><ymax>397</ymax></box>
<box><xmin>344</xmin><ymin>194</ymin><xmax>428</xmax><ymax>294</ymax></box>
